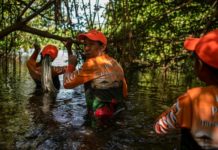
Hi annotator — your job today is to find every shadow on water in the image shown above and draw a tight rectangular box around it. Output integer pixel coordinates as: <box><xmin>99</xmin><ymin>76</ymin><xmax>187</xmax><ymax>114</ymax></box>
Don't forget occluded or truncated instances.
<box><xmin>0</xmin><ymin>58</ymin><xmax>204</xmax><ymax>150</ymax></box>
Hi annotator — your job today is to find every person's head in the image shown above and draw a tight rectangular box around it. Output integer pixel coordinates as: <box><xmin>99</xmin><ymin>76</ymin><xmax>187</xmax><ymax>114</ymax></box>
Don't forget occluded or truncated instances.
<box><xmin>41</xmin><ymin>44</ymin><xmax>58</xmax><ymax>61</ymax></box>
<box><xmin>40</xmin><ymin>44</ymin><xmax>59</xmax><ymax>93</ymax></box>
<box><xmin>77</xmin><ymin>29</ymin><xmax>107</xmax><ymax>59</ymax></box>
<box><xmin>184</xmin><ymin>29</ymin><xmax>218</xmax><ymax>84</ymax></box>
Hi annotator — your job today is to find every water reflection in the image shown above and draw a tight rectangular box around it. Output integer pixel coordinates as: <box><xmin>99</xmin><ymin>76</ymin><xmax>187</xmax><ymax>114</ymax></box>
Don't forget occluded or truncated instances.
<box><xmin>16</xmin><ymin>86</ymin><xmax>88</xmax><ymax>149</ymax></box>
<box><xmin>27</xmin><ymin>90</ymin><xmax>56</xmax><ymax>123</ymax></box>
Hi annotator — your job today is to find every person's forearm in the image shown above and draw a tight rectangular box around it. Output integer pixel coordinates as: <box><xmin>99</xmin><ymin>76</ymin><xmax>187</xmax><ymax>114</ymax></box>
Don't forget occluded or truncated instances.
<box><xmin>63</xmin><ymin>69</ymin><xmax>90</xmax><ymax>89</ymax></box>
<box><xmin>30</xmin><ymin>43</ymin><xmax>41</xmax><ymax>60</ymax></box>
<box><xmin>30</xmin><ymin>49</ymin><xmax>40</xmax><ymax>60</ymax></box>
<box><xmin>51</xmin><ymin>64</ymin><xmax>77</xmax><ymax>76</ymax></box>
<box><xmin>154</xmin><ymin>103</ymin><xmax>178</xmax><ymax>134</ymax></box>
<box><xmin>63</xmin><ymin>72</ymin><xmax>78</xmax><ymax>89</ymax></box>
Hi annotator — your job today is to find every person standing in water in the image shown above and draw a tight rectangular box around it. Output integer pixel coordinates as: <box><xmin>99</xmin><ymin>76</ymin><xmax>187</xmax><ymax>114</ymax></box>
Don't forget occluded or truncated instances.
<box><xmin>63</xmin><ymin>29</ymin><xmax>128</xmax><ymax>122</ymax></box>
<box><xmin>154</xmin><ymin>29</ymin><xmax>218</xmax><ymax>149</ymax></box>
<box><xmin>27</xmin><ymin>43</ymin><xmax>69</xmax><ymax>92</ymax></box>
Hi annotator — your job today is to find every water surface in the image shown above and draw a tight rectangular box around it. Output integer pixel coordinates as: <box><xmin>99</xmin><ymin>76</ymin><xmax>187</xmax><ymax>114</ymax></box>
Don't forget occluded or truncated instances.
<box><xmin>0</xmin><ymin>55</ymin><xmax>202</xmax><ymax>150</ymax></box>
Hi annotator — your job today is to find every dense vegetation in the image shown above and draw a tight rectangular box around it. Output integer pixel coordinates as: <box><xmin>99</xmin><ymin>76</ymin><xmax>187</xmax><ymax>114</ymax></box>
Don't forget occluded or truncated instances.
<box><xmin>0</xmin><ymin>0</ymin><xmax>217</xmax><ymax>71</ymax></box>
<box><xmin>104</xmin><ymin>0</ymin><xmax>218</xmax><ymax>70</ymax></box>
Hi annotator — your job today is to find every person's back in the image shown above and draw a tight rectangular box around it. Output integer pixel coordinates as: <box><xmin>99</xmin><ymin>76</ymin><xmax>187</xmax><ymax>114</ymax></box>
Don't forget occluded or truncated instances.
<box><xmin>170</xmin><ymin>86</ymin><xmax>218</xmax><ymax>148</ymax></box>
<box><xmin>154</xmin><ymin>29</ymin><xmax>218</xmax><ymax>149</ymax></box>
<box><xmin>81</xmin><ymin>54</ymin><xmax>127</xmax><ymax>118</ymax></box>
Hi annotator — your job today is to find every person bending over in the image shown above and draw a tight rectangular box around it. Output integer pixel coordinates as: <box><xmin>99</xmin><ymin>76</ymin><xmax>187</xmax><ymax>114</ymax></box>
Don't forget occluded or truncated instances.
<box><xmin>27</xmin><ymin>43</ymin><xmax>68</xmax><ymax>92</ymax></box>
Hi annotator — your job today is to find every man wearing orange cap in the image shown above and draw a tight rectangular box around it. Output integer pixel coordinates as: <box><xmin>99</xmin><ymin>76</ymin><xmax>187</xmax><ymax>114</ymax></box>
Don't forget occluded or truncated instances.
<box><xmin>27</xmin><ymin>43</ymin><xmax>68</xmax><ymax>91</ymax></box>
<box><xmin>154</xmin><ymin>29</ymin><xmax>218</xmax><ymax>149</ymax></box>
<box><xmin>63</xmin><ymin>29</ymin><xmax>128</xmax><ymax>121</ymax></box>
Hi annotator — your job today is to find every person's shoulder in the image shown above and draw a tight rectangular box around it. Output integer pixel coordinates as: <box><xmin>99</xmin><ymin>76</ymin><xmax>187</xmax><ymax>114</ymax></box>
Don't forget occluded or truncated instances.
<box><xmin>81</xmin><ymin>58</ymin><xmax>100</xmax><ymax>71</ymax></box>
<box><xmin>179</xmin><ymin>86</ymin><xmax>217</xmax><ymax>103</ymax></box>
<box><xmin>83</xmin><ymin>54</ymin><xmax>109</xmax><ymax>66</ymax></box>
<box><xmin>101</xmin><ymin>54</ymin><xmax>121</xmax><ymax>65</ymax></box>
<box><xmin>103</xmin><ymin>54</ymin><xmax>116</xmax><ymax>60</ymax></box>
<box><xmin>187</xmin><ymin>87</ymin><xmax>203</xmax><ymax>94</ymax></box>
<box><xmin>188</xmin><ymin>86</ymin><xmax>218</xmax><ymax>99</ymax></box>
<box><xmin>184</xmin><ymin>86</ymin><xmax>204</xmax><ymax>101</ymax></box>
<box><xmin>176</xmin><ymin>87</ymin><xmax>203</xmax><ymax>102</ymax></box>
<box><xmin>82</xmin><ymin>58</ymin><xmax>96</xmax><ymax>68</ymax></box>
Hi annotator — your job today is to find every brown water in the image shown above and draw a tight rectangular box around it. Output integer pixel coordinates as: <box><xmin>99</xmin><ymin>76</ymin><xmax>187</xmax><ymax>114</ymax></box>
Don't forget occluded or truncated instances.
<box><xmin>0</xmin><ymin>57</ymin><xmax>202</xmax><ymax>150</ymax></box>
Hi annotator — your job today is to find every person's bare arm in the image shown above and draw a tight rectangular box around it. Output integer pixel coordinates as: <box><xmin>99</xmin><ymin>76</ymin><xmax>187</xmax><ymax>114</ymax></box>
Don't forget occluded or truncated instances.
<box><xmin>29</xmin><ymin>42</ymin><xmax>41</xmax><ymax>60</ymax></box>
<box><xmin>63</xmin><ymin>39</ymin><xmax>77</xmax><ymax>71</ymax></box>
<box><xmin>26</xmin><ymin>43</ymin><xmax>42</xmax><ymax>80</ymax></box>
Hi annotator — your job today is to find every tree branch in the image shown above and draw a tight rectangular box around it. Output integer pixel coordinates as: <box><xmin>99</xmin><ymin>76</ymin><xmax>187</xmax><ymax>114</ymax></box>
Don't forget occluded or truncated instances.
<box><xmin>21</xmin><ymin>0</ymin><xmax>55</xmax><ymax>24</ymax></box>
<box><xmin>0</xmin><ymin>0</ymin><xmax>55</xmax><ymax>39</ymax></box>
<box><xmin>17</xmin><ymin>0</ymin><xmax>35</xmax><ymax>21</ymax></box>
<box><xmin>20</xmin><ymin>25</ymin><xmax>79</xmax><ymax>44</ymax></box>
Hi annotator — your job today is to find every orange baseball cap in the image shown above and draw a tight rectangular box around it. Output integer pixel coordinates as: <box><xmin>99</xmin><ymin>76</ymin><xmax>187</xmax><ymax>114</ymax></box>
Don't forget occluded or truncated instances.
<box><xmin>184</xmin><ymin>29</ymin><xmax>218</xmax><ymax>69</ymax></box>
<box><xmin>41</xmin><ymin>44</ymin><xmax>58</xmax><ymax>60</ymax></box>
<box><xmin>77</xmin><ymin>29</ymin><xmax>107</xmax><ymax>45</ymax></box>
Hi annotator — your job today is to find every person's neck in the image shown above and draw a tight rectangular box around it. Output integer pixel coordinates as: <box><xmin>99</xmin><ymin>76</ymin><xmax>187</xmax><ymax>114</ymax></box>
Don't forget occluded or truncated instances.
<box><xmin>98</xmin><ymin>51</ymin><xmax>105</xmax><ymax>56</ymax></box>
<box><xmin>95</xmin><ymin>52</ymin><xmax>105</xmax><ymax>58</ymax></box>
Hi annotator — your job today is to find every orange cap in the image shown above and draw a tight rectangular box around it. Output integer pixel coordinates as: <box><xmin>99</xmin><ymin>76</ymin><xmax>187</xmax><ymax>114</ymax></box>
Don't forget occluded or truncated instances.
<box><xmin>184</xmin><ymin>29</ymin><xmax>218</xmax><ymax>69</ymax></box>
<box><xmin>77</xmin><ymin>29</ymin><xmax>107</xmax><ymax>45</ymax></box>
<box><xmin>41</xmin><ymin>44</ymin><xmax>58</xmax><ymax>60</ymax></box>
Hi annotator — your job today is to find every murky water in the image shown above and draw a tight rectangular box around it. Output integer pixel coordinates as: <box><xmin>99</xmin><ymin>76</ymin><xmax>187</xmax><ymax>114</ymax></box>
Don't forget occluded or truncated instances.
<box><xmin>0</xmin><ymin>55</ymin><xmax>202</xmax><ymax>150</ymax></box>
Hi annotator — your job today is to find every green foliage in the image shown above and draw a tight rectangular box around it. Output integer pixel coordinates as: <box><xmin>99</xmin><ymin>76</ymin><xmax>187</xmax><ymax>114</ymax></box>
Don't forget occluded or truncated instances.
<box><xmin>0</xmin><ymin>0</ymin><xmax>217</xmax><ymax>71</ymax></box>
<box><xmin>0</xmin><ymin>0</ymin><xmax>107</xmax><ymax>55</ymax></box>
<box><xmin>104</xmin><ymin>0</ymin><xmax>218</xmax><ymax>70</ymax></box>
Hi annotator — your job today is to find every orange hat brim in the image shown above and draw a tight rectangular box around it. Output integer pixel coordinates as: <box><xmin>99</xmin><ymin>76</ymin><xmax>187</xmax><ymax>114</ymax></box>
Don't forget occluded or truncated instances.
<box><xmin>77</xmin><ymin>30</ymin><xmax>107</xmax><ymax>45</ymax></box>
<box><xmin>184</xmin><ymin>37</ymin><xmax>200</xmax><ymax>51</ymax></box>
